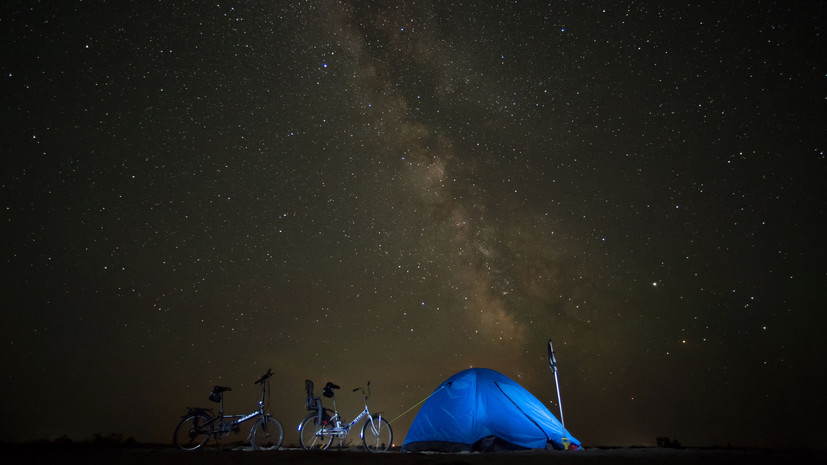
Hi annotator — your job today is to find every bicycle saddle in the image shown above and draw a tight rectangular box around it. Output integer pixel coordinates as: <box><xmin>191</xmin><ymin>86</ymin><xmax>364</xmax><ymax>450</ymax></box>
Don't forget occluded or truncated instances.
<box><xmin>323</xmin><ymin>382</ymin><xmax>340</xmax><ymax>398</ymax></box>
<box><xmin>213</xmin><ymin>385</ymin><xmax>232</xmax><ymax>392</ymax></box>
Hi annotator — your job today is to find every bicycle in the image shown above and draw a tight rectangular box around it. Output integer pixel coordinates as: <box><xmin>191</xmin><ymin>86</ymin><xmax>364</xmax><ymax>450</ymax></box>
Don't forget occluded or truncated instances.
<box><xmin>298</xmin><ymin>380</ymin><xmax>392</xmax><ymax>452</ymax></box>
<box><xmin>173</xmin><ymin>369</ymin><xmax>284</xmax><ymax>451</ymax></box>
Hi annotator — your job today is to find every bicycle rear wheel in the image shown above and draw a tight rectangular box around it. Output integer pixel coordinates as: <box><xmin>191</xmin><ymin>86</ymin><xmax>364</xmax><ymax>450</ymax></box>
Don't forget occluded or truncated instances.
<box><xmin>251</xmin><ymin>415</ymin><xmax>284</xmax><ymax>450</ymax></box>
<box><xmin>361</xmin><ymin>415</ymin><xmax>392</xmax><ymax>452</ymax></box>
<box><xmin>174</xmin><ymin>412</ymin><xmax>213</xmax><ymax>450</ymax></box>
<box><xmin>299</xmin><ymin>414</ymin><xmax>334</xmax><ymax>450</ymax></box>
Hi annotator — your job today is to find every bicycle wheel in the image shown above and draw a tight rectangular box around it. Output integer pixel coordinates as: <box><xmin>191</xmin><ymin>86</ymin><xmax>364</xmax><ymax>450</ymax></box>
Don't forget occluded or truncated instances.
<box><xmin>361</xmin><ymin>415</ymin><xmax>392</xmax><ymax>452</ymax></box>
<box><xmin>174</xmin><ymin>412</ymin><xmax>214</xmax><ymax>450</ymax></box>
<box><xmin>250</xmin><ymin>415</ymin><xmax>284</xmax><ymax>450</ymax></box>
<box><xmin>299</xmin><ymin>414</ymin><xmax>334</xmax><ymax>450</ymax></box>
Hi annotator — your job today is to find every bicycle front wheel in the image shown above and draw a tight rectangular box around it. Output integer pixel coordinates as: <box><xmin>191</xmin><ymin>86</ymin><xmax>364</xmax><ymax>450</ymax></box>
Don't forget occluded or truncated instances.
<box><xmin>361</xmin><ymin>415</ymin><xmax>392</xmax><ymax>452</ymax></box>
<box><xmin>174</xmin><ymin>412</ymin><xmax>213</xmax><ymax>451</ymax></box>
<box><xmin>251</xmin><ymin>415</ymin><xmax>284</xmax><ymax>450</ymax></box>
<box><xmin>299</xmin><ymin>414</ymin><xmax>334</xmax><ymax>450</ymax></box>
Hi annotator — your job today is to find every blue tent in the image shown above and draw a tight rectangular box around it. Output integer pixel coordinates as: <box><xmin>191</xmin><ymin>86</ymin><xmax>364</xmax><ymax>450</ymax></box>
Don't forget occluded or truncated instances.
<box><xmin>401</xmin><ymin>368</ymin><xmax>581</xmax><ymax>452</ymax></box>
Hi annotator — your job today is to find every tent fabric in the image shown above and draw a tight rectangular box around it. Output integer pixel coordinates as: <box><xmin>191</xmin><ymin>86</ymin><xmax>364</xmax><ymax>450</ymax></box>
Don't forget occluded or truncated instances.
<box><xmin>401</xmin><ymin>368</ymin><xmax>581</xmax><ymax>452</ymax></box>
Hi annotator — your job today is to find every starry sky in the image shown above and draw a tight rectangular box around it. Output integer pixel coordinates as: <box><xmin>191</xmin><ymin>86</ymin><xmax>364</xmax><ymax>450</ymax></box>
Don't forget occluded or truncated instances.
<box><xmin>2</xmin><ymin>0</ymin><xmax>825</xmax><ymax>450</ymax></box>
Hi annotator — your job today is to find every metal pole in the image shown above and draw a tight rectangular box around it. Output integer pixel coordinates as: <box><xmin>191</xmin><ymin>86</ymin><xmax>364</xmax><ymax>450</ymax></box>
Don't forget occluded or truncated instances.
<box><xmin>553</xmin><ymin>364</ymin><xmax>565</xmax><ymax>432</ymax></box>
<box><xmin>548</xmin><ymin>339</ymin><xmax>568</xmax><ymax>441</ymax></box>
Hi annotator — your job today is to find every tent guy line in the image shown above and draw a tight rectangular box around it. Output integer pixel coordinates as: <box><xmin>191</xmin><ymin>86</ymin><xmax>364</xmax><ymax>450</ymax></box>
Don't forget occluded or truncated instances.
<box><xmin>386</xmin><ymin>385</ymin><xmax>447</xmax><ymax>425</ymax></box>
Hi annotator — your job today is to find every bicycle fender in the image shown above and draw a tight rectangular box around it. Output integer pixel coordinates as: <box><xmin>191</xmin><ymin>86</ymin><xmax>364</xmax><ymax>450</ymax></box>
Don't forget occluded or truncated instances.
<box><xmin>359</xmin><ymin>413</ymin><xmax>383</xmax><ymax>440</ymax></box>
<box><xmin>182</xmin><ymin>407</ymin><xmax>213</xmax><ymax>418</ymax></box>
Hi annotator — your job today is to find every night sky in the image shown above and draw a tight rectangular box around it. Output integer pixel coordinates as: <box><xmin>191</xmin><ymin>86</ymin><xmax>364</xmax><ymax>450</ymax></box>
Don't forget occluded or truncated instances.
<box><xmin>2</xmin><ymin>0</ymin><xmax>825</xmax><ymax>450</ymax></box>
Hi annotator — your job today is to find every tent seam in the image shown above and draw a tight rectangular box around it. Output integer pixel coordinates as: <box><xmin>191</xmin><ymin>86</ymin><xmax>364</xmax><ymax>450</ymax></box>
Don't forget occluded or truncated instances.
<box><xmin>493</xmin><ymin>381</ymin><xmax>550</xmax><ymax>443</ymax></box>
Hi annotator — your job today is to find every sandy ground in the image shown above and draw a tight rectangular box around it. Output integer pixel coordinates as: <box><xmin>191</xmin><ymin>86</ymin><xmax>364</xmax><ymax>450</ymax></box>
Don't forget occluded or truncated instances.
<box><xmin>4</xmin><ymin>445</ymin><xmax>824</xmax><ymax>465</ymax></box>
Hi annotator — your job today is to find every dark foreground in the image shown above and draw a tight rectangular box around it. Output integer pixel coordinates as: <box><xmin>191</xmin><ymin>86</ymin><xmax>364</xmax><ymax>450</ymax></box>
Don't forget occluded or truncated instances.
<box><xmin>5</xmin><ymin>446</ymin><xmax>824</xmax><ymax>465</ymax></box>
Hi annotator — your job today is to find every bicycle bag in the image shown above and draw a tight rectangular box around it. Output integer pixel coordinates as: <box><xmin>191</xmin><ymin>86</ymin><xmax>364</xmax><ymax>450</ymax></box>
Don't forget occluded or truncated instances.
<box><xmin>209</xmin><ymin>391</ymin><xmax>222</xmax><ymax>403</ymax></box>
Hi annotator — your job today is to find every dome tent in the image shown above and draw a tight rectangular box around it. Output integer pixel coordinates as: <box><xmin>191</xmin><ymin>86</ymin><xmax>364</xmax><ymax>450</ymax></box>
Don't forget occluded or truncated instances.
<box><xmin>401</xmin><ymin>368</ymin><xmax>581</xmax><ymax>452</ymax></box>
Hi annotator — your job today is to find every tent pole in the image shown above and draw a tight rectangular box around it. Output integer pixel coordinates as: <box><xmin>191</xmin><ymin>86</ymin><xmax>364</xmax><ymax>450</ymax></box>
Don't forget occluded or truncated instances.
<box><xmin>553</xmin><ymin>366</ymin><xmax>565</xmax><ymax>432</ymax></box>
<box><xmin>548</xmin><ymin>339</ymin><xmax>569</xmax><ymax>447</ymax></box>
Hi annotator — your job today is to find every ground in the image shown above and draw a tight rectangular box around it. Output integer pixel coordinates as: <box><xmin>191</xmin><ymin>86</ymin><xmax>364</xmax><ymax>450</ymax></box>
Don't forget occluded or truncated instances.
<box><xmin>5</xmin><ymin>445</ymin><xmax>824</xmax><ymax>465</ymax></box>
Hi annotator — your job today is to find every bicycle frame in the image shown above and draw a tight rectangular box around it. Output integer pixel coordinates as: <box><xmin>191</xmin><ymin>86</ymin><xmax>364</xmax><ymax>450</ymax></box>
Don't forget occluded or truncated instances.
<box><xmin>298</xmin><ymin>380</ymin><xmax>392</xmax><ymax>452</ymax></box>
<box><xmin>208</xmin><ymin>377</ymin><xmax>271</xmax><ymax>438</ymax></box>
<box><xmin>325</xmin><ymin>405</ymin><xmax>371</xmax><ymax>438</ymax></box>
<box><xmin>311</xmin><ymin>386</ymin><xmax>378</xmax><ymax>441</ymax></box>
<box><xmin>175</xmin><ymin>369</ymin><xmax>284</xmax><ymax>451</ymax></box>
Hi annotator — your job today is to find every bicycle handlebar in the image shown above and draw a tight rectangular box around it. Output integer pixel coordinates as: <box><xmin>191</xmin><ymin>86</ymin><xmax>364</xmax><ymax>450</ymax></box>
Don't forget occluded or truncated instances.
<box><xmin>352</xmin><ymin>381</ymin><xmax>372</xmax><ymax>399</ymax></box>
<box><xmin>255</xmin><ymin>368</ymin><xmax>273</xmax><ymax>385</ymax></box>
